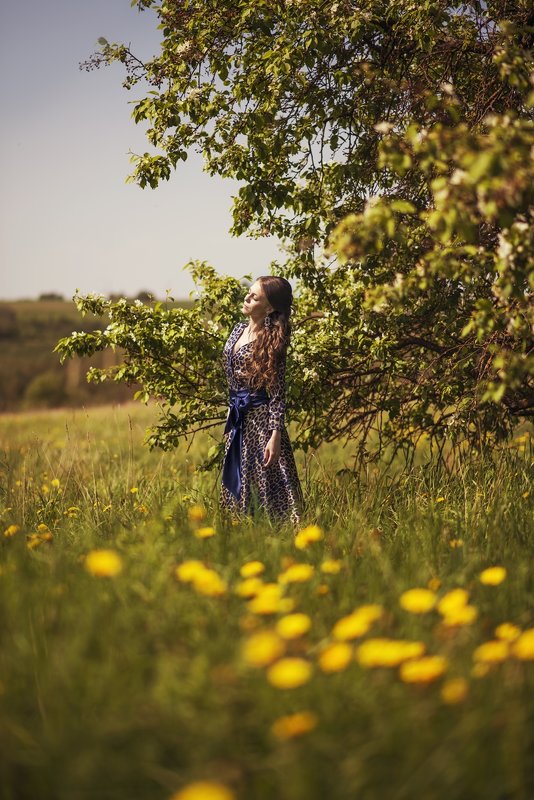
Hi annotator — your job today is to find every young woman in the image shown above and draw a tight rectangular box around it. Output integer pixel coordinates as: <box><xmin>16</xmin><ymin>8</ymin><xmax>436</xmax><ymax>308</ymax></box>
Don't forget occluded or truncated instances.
<box><xmin>220</xmin><ymin>276</ymin><xmax>304</xmax><ymax>525</ymax></box>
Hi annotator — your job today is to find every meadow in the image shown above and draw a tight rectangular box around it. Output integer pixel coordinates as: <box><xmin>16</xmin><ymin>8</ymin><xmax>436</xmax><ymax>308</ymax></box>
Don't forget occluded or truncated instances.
<box><xmin>0</xmin><ymin>403</ymin><xmax>532</xmax><ymax>800</ymax></box>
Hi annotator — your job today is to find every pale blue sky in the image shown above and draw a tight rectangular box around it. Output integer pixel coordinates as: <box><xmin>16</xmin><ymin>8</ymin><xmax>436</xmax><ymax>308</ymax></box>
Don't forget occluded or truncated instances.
<box><xmin>0</xmin><ymin>0</ymin><xmax>282</xmax><ymax>301</ymax></box>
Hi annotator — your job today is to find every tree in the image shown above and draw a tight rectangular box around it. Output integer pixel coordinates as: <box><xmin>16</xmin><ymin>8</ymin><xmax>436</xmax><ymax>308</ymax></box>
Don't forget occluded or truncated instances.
<box><xmin>61</xmin><ymin>0</ymin><xmax>534</xmax><ymax>469</ymax></box>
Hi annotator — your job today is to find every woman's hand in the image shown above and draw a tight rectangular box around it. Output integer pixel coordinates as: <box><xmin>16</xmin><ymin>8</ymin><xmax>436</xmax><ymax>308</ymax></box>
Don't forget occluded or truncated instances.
<box><xmin>263</xmin><ymin>430</ymin><xmax>281</xmax><ymax>467</ymax></box>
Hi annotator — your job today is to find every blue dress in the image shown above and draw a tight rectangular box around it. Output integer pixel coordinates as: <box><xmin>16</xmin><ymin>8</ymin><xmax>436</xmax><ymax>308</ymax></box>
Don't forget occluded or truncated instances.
<box><xmin>219</xmin><ymin>321</ymin><xmax>304</xmax><ymax>524</ymax></box>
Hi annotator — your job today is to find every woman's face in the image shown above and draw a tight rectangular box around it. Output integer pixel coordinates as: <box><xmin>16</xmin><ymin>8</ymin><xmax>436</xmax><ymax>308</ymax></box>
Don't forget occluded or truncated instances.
<box><xmin>242</xmin><ymin>281</ymin><xmax>273</xmax><ymax>320</ymax></box>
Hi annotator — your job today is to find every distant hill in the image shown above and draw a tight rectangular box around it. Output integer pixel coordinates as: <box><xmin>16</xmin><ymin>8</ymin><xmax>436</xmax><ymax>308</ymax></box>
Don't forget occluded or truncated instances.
<box><xmin>0</xmin><ymin>297</ymin><xmax>192</xmax><ymax>412</ymax></box>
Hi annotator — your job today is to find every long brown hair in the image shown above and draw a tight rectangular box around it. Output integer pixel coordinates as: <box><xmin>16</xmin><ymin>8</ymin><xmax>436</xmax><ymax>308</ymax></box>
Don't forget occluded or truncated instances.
<box><xmin>242</xmin><ymin>276</ymin><xmax>293</xmax><ymax>392</ymax></box>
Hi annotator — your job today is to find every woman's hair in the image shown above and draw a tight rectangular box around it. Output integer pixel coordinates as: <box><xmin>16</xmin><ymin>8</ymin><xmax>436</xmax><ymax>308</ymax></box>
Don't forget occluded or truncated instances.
<box><xmin>242</xmin><ymin>275</ymin><xmax>293</xmax><ymax>392</ymax></box>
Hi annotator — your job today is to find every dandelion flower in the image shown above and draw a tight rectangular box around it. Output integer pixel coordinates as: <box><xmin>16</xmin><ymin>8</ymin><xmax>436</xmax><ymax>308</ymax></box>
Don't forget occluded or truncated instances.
<box><xmin>240</xmin><ymin>561</ymin><xmax>265</xmax><ymax>578</ymax></box>
<box><xmin>278</xmin><ymin>564</ymin><xmax>315</xmax><ymax>584</ymax></box>
<box><xmin>195</xmin><ymin>526</ymin><xmax>216</xmax><ymax>539</ymax></box>
<box><xmin>494</xmin><ymin>623</ymin><xmax>521</xmax><ymax>642</ymax></box>
<box><xmin>441</xmin><ymin>677</ymin><xmax>469</xmax><ymax>704</ymax></box>
<box><xmin>510</xmin><ymin>629</ymin><xmax>534</xmax><ymax>660</ymax></box>
<box><xmin>318</xmin><ymin>643</ymin><xmax>353</xmax><ymax>673</ymax></box>
<box><xmin>50</xmin><ymin>478</ymin><xmax>60</xmax><ymax>488</ymax></box>
<box><xmin>192</xmin><ymin>569</ymin><xmax>227</xmax><ymax>597</ymax></box>
<box><xmin>241</xmin><ymin>630</ymin><xmax>285</xmax><ymax>667</ymax></box>
<box><xmin>3</xmin><ymin>524</ymin><xmax>20</xmax><ymax>538</ymax></box>
<box><xmin>175</xmin><ymin>560</ymin><xmax>206</xmax><ymax>582</ymax></box>
<box><xmin>170</xmin><ymin>781</ymin><xmax>235</xmax><ymax>800</ymax></box>
<box><xmin>399</xmin><ymin>588</ymin><xmax>437</xmax><ymax>614</ymax></box>
<box><xmin>271</xmin><ymin>711</ymin><xmax>318</xmax><ymax>740</ymax></box>
<box><xmin>357</xmin><ymin>638</ymin><xmax>426</xmax><ymax>668</ymax></box>
<box><xmin>437</xmin><ymin>588</ymin><xmax>470</xmax><ymax>615</ymax></box>
<box><xmin>441</xmin><ymin>605</ymin><xmax>478</xmax><ymax>627</ymax></box>
<box><xmin>400</xmin><ymin>655</ymin><xmax>448</xmax><ymax>683</ymax></box>
<box><xmin>235</xmin><ymin>577</ymin><xmax>264</xmax><ymax>598</ymax></box>
<box><xmin>473</xmin><ymin>640</ymin><xmax>509</xmax><ymax>663</ymax></box>
<box><xmin>320</xmin><ymin>559</ymin><xmax>342</xmax><ymax>574</ymax></box>
<box><xmin>276</xmin><ymin>613</ymin><xmax>312</xmax><ymax>640</ymax></box>
<box><xmin>479</xmin><ymin>566</ymin><xmax>507</xmax><ymax>585</ymax></box>
<box><xmin>188</xmin><ymin>504</ymin><xmax>207</xmax><ymax>523</ymax></box>
<box><xmin>332</xmin><ymin>613</ymin><xmax>371</xmax><ymax>641</ymax></box>
<box><xmin>427</xmin><ymin>577</ymin><xmax>442</xmax><ymax>591</ymax></box>
<box><xmin>267</xmin><ymin>657</ymin><xmax>313</xmax><ymax>689</ymax></box>
<box><xmin>84</xmin><ymin>549</ymin><xmax>123</xmax><ymax>578</ymax></box>
<box><xmin>294</xmin><ymin>524</ymin><xmax>323</xmax><ymax>550</ymax></box>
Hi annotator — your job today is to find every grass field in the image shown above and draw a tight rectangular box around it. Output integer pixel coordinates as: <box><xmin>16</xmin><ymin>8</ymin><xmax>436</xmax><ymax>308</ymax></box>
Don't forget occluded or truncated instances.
<box><xmin>0</xmin><ymin>403</ymin><xmax>533</xmax><ymax>800</ymax></box>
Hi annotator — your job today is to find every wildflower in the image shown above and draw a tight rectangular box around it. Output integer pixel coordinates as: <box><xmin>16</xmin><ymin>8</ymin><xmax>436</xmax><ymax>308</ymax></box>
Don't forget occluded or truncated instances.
<box><xmin>278</xmin><ymin>563</ymin><xmax>315</xmax><ymax>584</ymax></box>
<box><xmin>357</xmin><ymin>638</ymin><xmax>426</xmax><ymax>668</ymax></box>
<box><xmin>195</xmin><ymin>526</ymin><xmax>216</xmax><ymax>539</ymax></box>
<box><xmin>3</xmin><ymin>524</ymin><xmax>20</xmax><ymax>538</ymax></box>
<box><xmin>275</xmin><ymin>613</ymin><xmax>312</xmax><ymax>640</ymax></box>
<box><xmin>320</xmin><ymin>559</ymin><xmax>342</xmax><ymax>574</ymax></box>
<box><xmin>510</xmin><ymin>629</ymin><xmax>534</xmax><ymax>660</ymax></box>
<box><xmin>427</xmin><ymin>577</ymin><xmax>442</xmax><ymax>591</ymax></box>
<box><xmin>170</xmin><ymin>781</ymin><xmax>235</xmax><ymax>800</ymax></box>
<box><xmin>267</xmin><ymin>657</ymin><xmax>313</xmax><ymax>689</ymax></box>
<box><xmin>135</xmin><ymin>503</ymin><xmax>149</xmax><ymax>515</ymax></box>
<box><xmin>441</xmin><ymin>677</ymin><xmax>469</xmax><ymax>704</ymax></box>
<box><xmin>50</xmin><ymin>478</ymin><xmax>60</xmax><ymax>488</ymax></box>
<box><xmin>188</xmin><ymin>504</ymin><xmax>207</xmax><ymax>522</ymax></box>
<box><xmin>494</xmin><ymin>623</ymin><xmax>521</xmax><ymax>642</ymax></box>
<box><xmin>84</xmin><ymin>549</ymin><xmax>123</xmax><ymax>578</ymax></box>
<box><xmin>240</xmin><ymin>560</ymin><xmax>265</xmax><ymax>578</ymax></box>
<box><xmin>400</xmin><ymin>655</ymin><xmax>448</xmax><ymax>683</ymax></box>
<box><xmin>318</xmin><ymin>643</ymin><xmax>353</xmax><ymax>673</ymax></box>
<box><xmin>473</xmin><ymin>640</ymin><xmax>509</xmax><ymax>663</ymax></box>
<box><xmin>479</xmin><ymin>566</ymin><xmax>507</xmax><ymax>585</ymax></box>
<box><xmin>37</xmin><ymin>523</ymin><xmax>50</xmax><ymax>532</ymax></box>
<box><xmin>26</xmin><ymin>531</ymin><xmax>53</xmax><ymax>549</ymax></box>
<box><xmin>64</xmin><ymin>506</ymin><xmax>80</xmax><ymax>518</ymax></box>
<box><xmin>332</xmin><ymin>613</ymin><xmax>371</xmax><ymax>641</ymax></box>
<box><xmin>449</xmin><ymin>539</ymin><xmax>464</xmax><ymax>548</ymax></box>
<box><xmin>235</xmin><ymin>577</ymin><xmax>264</xmax><ymax>598</ymax></box>
<box><xmin>436</xmin><ymin>497</ymin><xmax>445</xmax><ymax>503</ymax></box>
<box><xmin>130</xmin><ymin>486</ymin><xmax>139</xmax><ymax>494</ymax></box>
<box><xmin>192</xmin><ymin>569</ymin><xmax>227</xmax><ymax>597</ymax></box>
<box><xmin>316</xmin><ymin>584</ymin><xmax>330</xmax><ymax>596</ymax></box>
<box><xmin>241</xmin><ymin>630</ymin><xmax>285</xmax><ymax>667</ymax></box>
<box><xmin>399</xmin><ymin>588</ymin><xmax>437</xmax><ymax>614</ymax></box>
<box><xmin>271</xmin><ymin>711</ymin><xmax>318</xmax><ymax>740</ymax></box>
<box><xmin>248</xmin><ymin>583</ymin><xmax>287</xmax><ymax>614</ymax></box>
<box><xmin>175</xmin><ymin>560</ymin><xmax>206</xmax><ymax>582</ymax></box>
<box><xmin>437</xmin><ymin>588</ymin><xmax>470</xmax><ymax>615</ymax></box>
<box><xmin>441</xmin><ymin>605</ymin><xmax>478</xmax><ymax>627</ymax></box>
<box><xmin>294</xmin><ymin>524</ymin><xmax>323</xmax><ymax>550</ymax></box>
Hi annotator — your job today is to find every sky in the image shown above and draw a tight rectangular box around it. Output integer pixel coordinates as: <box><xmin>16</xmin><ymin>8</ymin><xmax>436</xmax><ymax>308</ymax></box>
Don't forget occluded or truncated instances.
<box><xmin>0</xmin><ymin>0</ymin><xmax>282</xmax><ymax>301</ymax></box>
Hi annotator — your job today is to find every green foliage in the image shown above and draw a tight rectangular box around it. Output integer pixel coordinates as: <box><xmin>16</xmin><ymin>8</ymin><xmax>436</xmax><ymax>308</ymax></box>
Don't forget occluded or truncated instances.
<box><xmin>72</xmin><ymin>0</ymin><xmax>534</xmax><ymax>467</ymax></box>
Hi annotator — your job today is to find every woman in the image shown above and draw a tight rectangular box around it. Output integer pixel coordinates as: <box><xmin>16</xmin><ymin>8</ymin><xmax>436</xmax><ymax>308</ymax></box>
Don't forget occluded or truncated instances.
<box><xmin>220</xmin><ymin>276</ymin><xmax>304</xmax><ymax>525</ymax></box>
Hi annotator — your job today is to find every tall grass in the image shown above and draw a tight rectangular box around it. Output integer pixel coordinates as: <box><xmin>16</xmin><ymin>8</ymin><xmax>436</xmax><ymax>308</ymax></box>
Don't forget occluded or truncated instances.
<box><xmin>0</xmin><ymin>404</ymin><xmax>532</xmax><ymax>800</ymax></box>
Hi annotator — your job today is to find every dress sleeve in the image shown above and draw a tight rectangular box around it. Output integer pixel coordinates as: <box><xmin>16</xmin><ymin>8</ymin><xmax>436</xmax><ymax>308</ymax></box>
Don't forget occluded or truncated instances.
<box><xmin>268</xmin><ymin>346</ymin><xmax>287</xmax><ymax>432</ymax></box>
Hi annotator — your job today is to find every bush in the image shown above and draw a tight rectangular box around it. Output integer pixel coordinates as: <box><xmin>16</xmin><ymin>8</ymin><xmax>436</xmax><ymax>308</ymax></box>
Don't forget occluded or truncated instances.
<box><xmin>23</xmin><ymin>370</ymin><xmax>67</xmax><ymax>409</ymax></box>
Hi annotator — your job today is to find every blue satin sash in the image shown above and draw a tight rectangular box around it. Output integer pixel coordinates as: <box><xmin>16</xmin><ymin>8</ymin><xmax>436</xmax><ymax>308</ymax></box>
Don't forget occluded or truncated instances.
<box><xmin>222</xmin><ymin>387</ymin><xmax>269</xmax><ymax>499</ymax></box>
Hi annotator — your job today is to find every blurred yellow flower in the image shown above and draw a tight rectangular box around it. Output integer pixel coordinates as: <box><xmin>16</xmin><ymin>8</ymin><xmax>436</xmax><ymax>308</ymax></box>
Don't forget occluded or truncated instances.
<box><xmin>195</xmin><ymin>526</ymin><xmax>216</xmax><ymax>539</ymax></box>
<box><xmin>294</xmin><ymin>524</ymin><xmax>323</xmax><ymax>550</ymax></box>
<box><xmin>318</xmin><ymin>642</ymin><xmax>353</xmax><ymax>673</ymax></box>
<box><xmin>471</xmin><ymin>662</ymin><xmax>490</xmax><ymax>678</ymax></box>
<box><xmin>332</xmin><ymin>613</ymin><xmax>371</xmax><ymax>641</ymax></box>
<box><xmin>316</xmin><ymin>584</ymin><xmax>330</xmax><ymax>596</ymax></box>
<box><xmin>510</xmin><ymin>629</ymin><xmax>534</xmax><ymax>660</ymax></box>
<box><xmin>436</xmin><ymin>496</ymin><xmax>445</xmax><ymax>503</ymax></box>
<box><xmin>267</xmin><ymin>657</ymin><xmax>313</xmax><ymax>689</ymax></box>
<box><xmin>240</xmin><ymin>560</ymin><xmax>265</xmax><ymax>578</ymax></box>
<box><xmin>276</xmin><ymin>613</ymin><xmax>312</xmax><ymax>639</ymax></box>
<box><xmin>473</xmin><ymin>640</ymin><xmax>509</xmax><ymax>663</ymax></box>
<box><xmin>3</xmin><ymin>524</ymin><xmax>20</xmax><ymax>538</ymax></box>
<box><xmin>170</xmin><ymin>781</ymin><xmax>235</xmax><ymax>800</ymax></box>
<box><xmin>449</xmin><ymin>538</ymin><xmax>464</xmax><ymax>548</ymax></box>
<box><xmin>278</xmin><ymin>564</ymin><xmax>315</xmax><ymax>584</ymax></box>
<box><xmin>248</xmin><ymin>583</ymin><xmax>290</xmax><ymax>614</ymax></box>
<box><xmin>399</xmin><ymin>588</ymin><xmax>437</xmax><ymax>614</ymax></box>
<box><xmin>440</xmin><ymin>677</ymin><xmax>469</xmax><ymax>704</ymax></box>
<box><xmin>441</xmin><ymin>605</ymin><xmax>478</xmax><ymax>627</ymax></box>
<box><xmin>188</xmin><ymin>504</ymin><xmax>207</xmax><ymax>522</ymax></box>
<box><xmin>175</xmin><ymin>560</ymin><xmax>206</xmax><ymax>582</ymax></box>
<box><xmin>320</xmin><ymin>559</ymin><xmax>342</xmax><ymax>574</ymax></box>
<box><xmin>494</xmin><ymin>623</ymin><xmax>521</xmax><ymax>642</ymax></box>
<box><xmin>235</xmin><ymin>577</ymin><xmax>264</xmax><ymax>598</ymax></box>
<box><xmin>437</xmin><ymin>588</ymin><xmax>470</xmax><ymax>615</ymax></box>
<box><xmin>427</xmin><ymin>577</ymin><xmax>442</xmax><ymax>591</ymax></box>
<box><xmin>271</xmin><ymin>710</ymin><xmax>318</xmax><ymax>740</ymax></box>
<box><xmin>357</xmin><ymin>638</ymin><xmax>426</xmax><ymax>668</ymax></box>
<box><xmin>84</xmin><ymin>549</ymin><xmax>123</xmax><ymax>578</ymax></box>
<box><xmin>479</xmin><ymin>566</ymin><xmax>507</xmax><ymax>585</ymax></box>
<box><xmin>130</xmin><ymin>486</ymin><xmax>139</xmax><ymax>494</ymax></box>
<box><xmin>400</xmin><ymin>655</ymin><xmax>447</xmax><ymax>683</ymax></box>
<box><xmin>193</xmin><ymin>569</ymin><xmax>227</xmax><ymax>597</ymax></box>
<box><xmin>241</xmin><ymin>630</ymin><xmax>285</xmax><ymax>667</ymax></box>
<box><xmin>50</xmin><ymin>478</ymin><xmax>60</xmax><ymax>488</ymax></box>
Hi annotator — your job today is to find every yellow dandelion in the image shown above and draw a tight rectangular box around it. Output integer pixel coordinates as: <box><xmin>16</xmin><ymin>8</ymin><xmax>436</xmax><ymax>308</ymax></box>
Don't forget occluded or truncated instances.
<box><xmin>170</xmin><ymin>781</ymin><xmax>235</xmax><ymax>800</ymax></box>
<box><xmin>130</xmin><ymin>486</ymin><xmax>139</xmax><ymax>494</ymax></box>
<box><xmin>266</xmin><ymin>657</ymin><xmax>313</xmax><ymax>689</ymax></box>
<box><xmin>84</xmin><ymin>549</ymin><xmax>123</xmax><ymax>578</ymax></box>
<box><xmin>399</xmin><ymin>588</ymin><xmax>437</xmax><ymax>614</ymax></box>
<box><xmin>510</xmin><ymin>629</ymin><xmax>534</xmax><ymax>661</ymax></box>
<box><xmin>195</xmin><ymin>526</ymin><xmax>216</xmax><ymax>539</ymax></box>
<box><xmin>278</xmin><ymin>563</ymin><xmax>315</xmax><ymax>584</ymax></box>
<box><xmin>473</xmin><ymin>640</ymin><xmax>509</xmax><ymax>663</ymax></box>
<box><xmin>440</xmin><ymin>677</ymin><xmax>469</xmax><ymax>704</ymax></box>
<box><xmin>248</xmin><ymin>584</ymin><xmax>285</xmax><ymax>615</ymax></box>
<box><xmin>241</xmin><ymin>630</ymin><xmax>285</xmax><ymax>667</ymax></box>
<box><xmin>316</xmin><ymin>584</ymin><xmax>330</xmax><ymax>596</ymax></box>
<box><xmin>437</xmin><ymin>588</ymin><xmax>470</xmax><ymax>615</ymax></box>
<box><xmin>240</xmin><ymin>560</ymin><xmax>265</xmax><ymax>578</ymax></box>
<box><xmin>175</xmin><ymin>560</ymin><xmax>206</xmax><ymax>582</ymax></box>
<box><xmin>441</xmin><ymin>605</ymin><xmax>478</xmax><ymax>627</ymax></box>
<box><xmin>135</xmin><ymin>503</ymin><xmax>149</xmax><ymax>515</ymax></box>
<box><xmin>427</xmin><ymin>577</ymin><xmax>442</xmax><ymax>591</ymax></box>
<box><xmin>400</xmin><ymin>655</ymin><xmax>448</xmax><ymax>683</ymax></box>
<box><xmin>192</xmin><ymin>570</ymin><xmax>227</xmax><ymax>597</ymax></box>
<box><xmin>188</xmin><ymin>504</ymin><xmax>207</xmax><ymax>522</ymax></box>
<box><xmin>50</xmin><ymin>478</ymin><xmax>60</xmax><ymax>488</ymax></box>
<box><xmin>275</xmin><ymin>613</ymin><xmax>312</xmax><ymax>640</ymax></box>
<box><xmin>320</xmin><ymin>559</ymin><xmax>342</xmax><ymax>574</ymax></box>
<box><xmin>271</xmin><ymin>711</ymin><xmax>318</xmax><ymax>740</ymax></box>
<box><xmin>479</xmin><ymin>566</ymin><xmax>507</xmax><ymax>586</ymax></box>
<box><xmin>354</xmin><ymin>603</ymin><xmax>384</xmax><ymax>623</ymax></box>
<box><xmin>3</xmin><ymin>524</ymin><xmax>20</xmax><ymax>538</ymax></box>
<box><xmin>357</xmin><ymin>638</ymin><xmax>426</xmax><ymax>668</ymax></box>
<box><xmin>318</xmin><ymin>642</ymin><xmax>353</xmax><ymax>673</ymax></box>
<box><xmin>494</xmin><ymin>623</ymin><xmax>521</xmax><ymax>642</ymax></box>
<box><xmin>37</xmin><ymin>523</ymin><xmax>50</xmax><ymax>532</ymax></box>
<box><xmin>235</xmin><ymin>577</ymin><xmax>264</xmax><ymax>598</ymax></box>
<box><xmin>294</xmin><ymin>524</ymin><xmax>323</xmax><ymax>550</ymax></box>
<box><xmin>449</xmin><ymin>538</ymin><xmax>464</xmax><ymax>548</ymax></box>
<box><xmin>332</xmin><ymin>613</ymin><xmax>371</xmax><ymax>641</ymax></box>
<box><xmin>436</xmin><ymin>496</ymin><xmax>445</xmax><ymax>503</ymax></box>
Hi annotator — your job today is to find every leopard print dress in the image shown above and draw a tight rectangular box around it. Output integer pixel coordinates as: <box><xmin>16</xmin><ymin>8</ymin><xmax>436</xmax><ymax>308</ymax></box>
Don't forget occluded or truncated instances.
<box><xmin>219</xmin><ymin>321</ymin><xmax>305</xmax><ymax>525</ymax></box>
